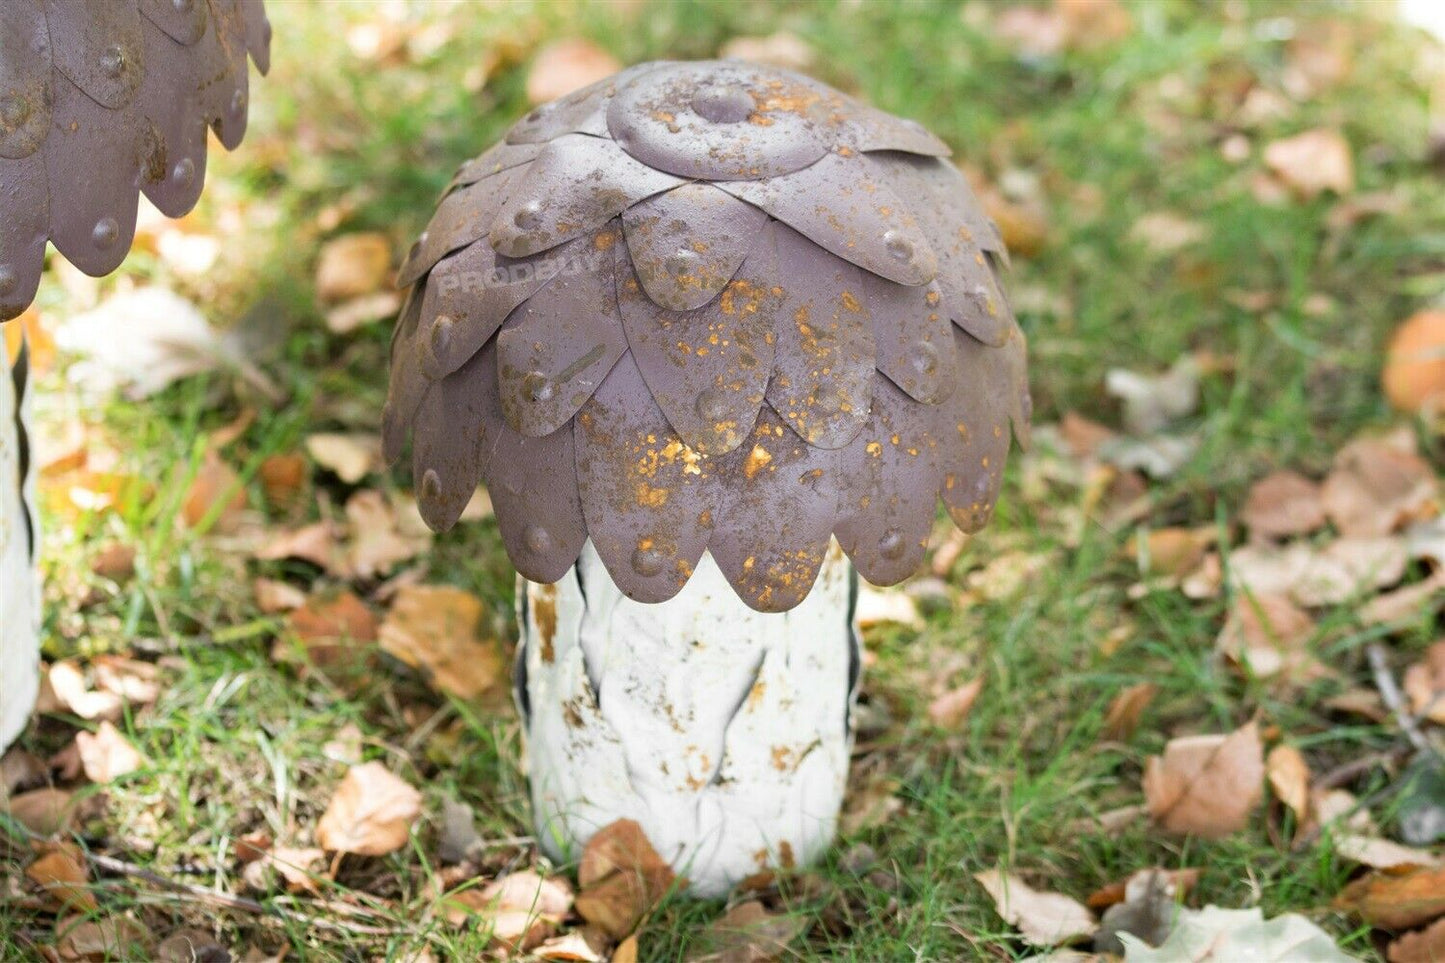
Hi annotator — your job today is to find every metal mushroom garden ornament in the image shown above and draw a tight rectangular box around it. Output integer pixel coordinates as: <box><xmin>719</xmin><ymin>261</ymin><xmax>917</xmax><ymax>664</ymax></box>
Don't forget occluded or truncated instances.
<box><xmin>0</xmin><ymin>0</ymin><xmax>271</xmax><ymax>749</ymax></box>
<box><xmin>386</xmin><ymin>61</ymin><xmax>1031</xmax><ymax>896</ymax></box>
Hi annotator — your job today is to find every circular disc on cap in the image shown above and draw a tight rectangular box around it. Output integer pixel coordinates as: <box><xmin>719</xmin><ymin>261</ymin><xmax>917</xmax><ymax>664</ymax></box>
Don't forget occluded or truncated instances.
<box><xmin>606</xmin><ymin>61</ymin><xmax>834</xmax><ymax>181</ymax></box>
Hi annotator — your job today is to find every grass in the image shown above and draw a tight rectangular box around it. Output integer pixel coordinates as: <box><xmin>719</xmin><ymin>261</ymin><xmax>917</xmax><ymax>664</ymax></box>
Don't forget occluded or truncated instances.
<box><xmin>4</xmin><ymin>0</ymin><xmax>1444</xmax><ymax>959</ymax></box>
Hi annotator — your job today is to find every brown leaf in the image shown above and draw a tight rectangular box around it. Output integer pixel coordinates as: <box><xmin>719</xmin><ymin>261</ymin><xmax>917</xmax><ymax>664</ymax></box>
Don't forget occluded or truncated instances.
<box><xmin>1403</xmin><ymin>641</ymin><xmax>1445</xmax><ymax>724</ymax></box>
<box><xmin>526</xmin><ymin>39</ymin><xmax>621</xmax><ymax>106</ymax></box>
<box><xmin>1227</xmin><ymin>538</ymin><xmax>1408</xmax><ymax>607</ymax></box>
<box><xmin>90</xmin><ymin>656</ymin><xmax>161</xmax><ymax>705</ymax></box>
<box><xmin>1059</xmin><ymin>412</ymin><xmax>1116</xmax><ymax>459</ymax></box>
<box><xmin>54</xmin><ymin>913</ymin><xmax>147</xmax><ymax>961</ymax></box>
<box><xmin>4</xmin><ymin>788</ymin><xmax>77</xmax><ymax>836</ymax></box>
<box><xmin>258</xmin><ymin>453</ymin><xmax>308</xmax><ymax>511</ymax></box>
<box><xmin>612</xmin><ymin>935</ymin><xmax>640</xmax><ymax>963</ymax></box>
<box><xmin>315</xmin><ymin>234</ymin><xmax>391</xmax><ymax>303</ymax></box>
<box><xmin>253</xmin><ymin>578</ymin><xmax>308</xmax><ymax>614</ymax></box>
<box><xmin>325</xmin><ymin>290</ymin><xmax>402</xmax><ymax>335</ymax></box>
<box><xmin>696</xmin><ymin>899</ymin><xmax>807</xmax><ymax>961</ymax></box>
<box><xmin>1143</xmin><ymin>721</ymin><xmax>1265</xmax><ymax>838</ymax></box>
<box><xmin>1361</xmin><ymin>572</ymin><xmax>1445</xmax><ymax>628</ymax></box>
<box><xmin>1138</xmin><ymin>527</ymin><xmax>1213</xmax><ymax>578</ymax></box>
<box><xmin>447</xmin><ymin>871</ymin><xmax>573</xmax><ymax>951</ymax></box>
<box><xmin>47</xmin><ymin>661</ymin><xmax>123</xmax><ymax>721</ymax></box>
<box><xmin>1103</xmin><ymin>683</ymin><xmax>1158</xmax><ymax>741</ymax></box>
<box><xmin>255</xmin><ymin>846</ymin><xmax>327</xmax><ymax>894</ymax></box>
<box><xmin>1215</xmin><ymin>593</ymin><xmax>1321</xmax><ymax>682</ymax></box>
<box><xmin>90</xmin><ymin>543</ymin><xmax>136</xmax><ymax>582</ymax></box>
<box><xmin>1265</xmin><ymin>744</ymin><xmax>1311</xmax><ymax>820</ymax></box>
<box><xmin>75</xmin><ymin>721</ymin><xmax>145</xmax><ymax>784</ymax></box>
<box><xmin>1086</xmin><ymin>867</ymin><xmax>1199</xmax><ymax>910</ymax></box>
<box><xmin>1129</xmin><ymin>212</ymin><xmax>1204</xmax><ymax>254</ymax></box>
<box><xmin>316</xmin><ymin>761</ymin><xmax>422</xmax><ymax>856</ymax></box>
<box><xmin>717</xmin><ymin>32</ymin><xmax>814</xmax><ymax>70</ymax></box>
<box><xmin>346</xmin><ymin>491</ymin><xmax>432</xmax><ymax>580</ymax></box>
<box><xmin>1322</xmin><ymin>436</ymin><xmax>1436</xmax><ymax>538</ymax></box>
<box><xmin>1334</xmin><ymin>834</ymin><xmax>1443</xmax><ymax>871</ymax></box>
<box><xmin>378</xmin><ymin>585</ymin><xmax>504</xmax><ymax>700</ymax></box>
<box><xmin>575</xmin><ymin>819</ymin><xmax>679</xmax><ymax>940</ymax></box>
<box><xmin>928</xmin><ymin>677</ymin><xmax>984</xmax><ymax>728</ymax></box>
<box><xmin>282</xmin><ymin>591</ymin><xmax>378</xmax><ymax>666</ymax></box>
<box><xmin>255</xmin><ymin>522</ymin><xmax>345</xmax><ymax>573</ymax></box>
<box><xmin>1384</xmin><ymin>310</ymin><xmax>1445</xmax><ymax>413</ymax></box>
<box><xmin>1334</xmin><ymin>865</ymin><xmax>1445</xmax><ymax>930</ymax></box>
<box><xmin>1242</xmin><ymin>471</ymin><xmax>1326</xmax><ymax>541</ymax></box>
<box><xmin>535</xmin><ymin>931</ymin><xmax>605</xmax><ymax>962</ymax></box>
<box><xmin>1388</xmin><ymin>917</ymin><xmax>1445</xmax><ymax>963</ymax></box>
<box><xmin>973</xmin><ymin>867</ymin><xmax>1097</xmax><ymax>947</ymax></box>
<box><xmin>1263</xmin><ymin>128</ymin><xmax>1354</xmax><ymax>198</ymax></box>
<box><xmin>306</xmin><ymin>433</ymin><xmax>380</xmax><ymax>485</ymax></box>
<box><xmin>27</xmin><ymin>845</ymin><xmax>96</xmax><ymax>912</ymax></box>
<box><xmin>181</xmin><ymin>451</ymin><xmax>246</xmax><ymax>533</ymax></box>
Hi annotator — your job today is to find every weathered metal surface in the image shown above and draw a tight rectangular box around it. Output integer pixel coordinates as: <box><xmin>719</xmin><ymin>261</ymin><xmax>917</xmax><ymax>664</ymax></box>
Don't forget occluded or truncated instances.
<box><xmin>388</xmin><ymin>59</ymin><xmax>1031</xmax><ymax>610</ymax></box>
<box><xmin>765</xmin><ymin>224</ymin><xmax>875</xmax><ymax>450</ymax></box>
<box><xmin>518</xmin><ymin>541</ymin><xmax>858</xmax><ymax>896</ymax></box>
<box><xmin>0</xmin><ymin>0</ymin><xmax>270</xmax><ymax>321</ymax></box>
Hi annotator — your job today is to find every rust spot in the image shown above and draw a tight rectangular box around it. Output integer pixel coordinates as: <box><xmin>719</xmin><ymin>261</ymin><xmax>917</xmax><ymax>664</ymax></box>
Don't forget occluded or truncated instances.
<box><xmin>534</xmin><ymin>584</ymin><xmax>557</xmax><ymax>664</ymax></box>
<box><xmin>747</xmin><ymin>679</ymin><xmax>767</xmax><ymax>710</ymax></box>
<box><xmin>771</xmin><ymin>745</ymin><xmax>791</xmax><ymax>771</ymax></box>
<box><xmin>743</xmin><ymin>443</ymin><xmax>773</xmax><ymax>480</ymax></box>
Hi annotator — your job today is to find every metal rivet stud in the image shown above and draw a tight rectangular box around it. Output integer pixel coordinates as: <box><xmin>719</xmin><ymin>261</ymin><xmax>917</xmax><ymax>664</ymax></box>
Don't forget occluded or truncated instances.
<box><xmin>878</xmin><ymin>529</ymin><xmax>906</xmax><ymax>560</ymax></box>
<box><xmin>92</xmin><ymin>218</ymin><xmax>119</xmax><ymax>249</ymax></box>
<box><xmin>631</xmin><ymin>548</ymin><xmax>664</xmax><ymax>577</ymax></box>
<box><xmin>524</xmin><ymin>526</ymin><xmax>553</xmax><ymax>554</ymax></box>
<box><xmin>172</xmin><ymin>157</ymin><xmax>195</xmax><ymax>188</ymax></box>
<box><xmin>513</xmin><ymin>201</ymin><xmax>544</xmax><ymax>231</ymax></box>
<box><xmin>100</xmin><ymin>45</ymin><xmax>125</xmax><ymax>79</ymax></box>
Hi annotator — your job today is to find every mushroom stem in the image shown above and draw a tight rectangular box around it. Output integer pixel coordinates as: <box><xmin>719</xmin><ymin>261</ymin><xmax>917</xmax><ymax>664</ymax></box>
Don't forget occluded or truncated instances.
<box><xmin>517</xmin><ymin>540</ymin><xmax>860</xmax><ymax>898</ymax></box>
<box><xmin>1</xmin><ymin>337</ymin><xmax>40</xmax><ymax>750</ymax></box>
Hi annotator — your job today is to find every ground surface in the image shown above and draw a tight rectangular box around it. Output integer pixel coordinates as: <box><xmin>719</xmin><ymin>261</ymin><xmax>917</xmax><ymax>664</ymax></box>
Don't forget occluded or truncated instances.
<box><xmin>3</xmin><ymin>1</ymin><xmax>1445</xmax><ymax>961</ymax></box>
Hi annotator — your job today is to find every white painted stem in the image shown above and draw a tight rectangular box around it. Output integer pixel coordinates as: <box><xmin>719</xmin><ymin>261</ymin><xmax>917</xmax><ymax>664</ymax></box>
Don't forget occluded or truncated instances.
<box><xmin>1</xmin><ymin>341</ymin><xmax>40</xmax><ymax>750</ymax></box>
<box><xmin>517</xmin><ymin>541</ymin><xmax>860</xmax><ymax>898</ymax></box>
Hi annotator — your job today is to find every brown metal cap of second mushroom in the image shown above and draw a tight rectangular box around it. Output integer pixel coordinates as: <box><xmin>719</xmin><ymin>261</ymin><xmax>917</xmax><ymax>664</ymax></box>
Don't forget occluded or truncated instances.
<box><xmin>384</xmin><ymin>60</ymin><xmax>1032</xmax><ymax>613</ymax></box>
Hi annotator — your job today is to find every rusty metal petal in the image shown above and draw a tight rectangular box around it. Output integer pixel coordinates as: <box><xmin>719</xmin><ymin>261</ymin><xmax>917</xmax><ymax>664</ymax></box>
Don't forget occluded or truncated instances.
<box><xmin>0</xmin><ymin>4</ymin><xmax>54</xmax><ymax>161</ymax></box>
<box><xmin>719</xmin><ymin>151</ymin><xmax>938</xmax><ymax>286</ymax></box>
<box><xmin>489</xmin><ymin>134</ymin><xmax>685</xmax><ymax>259</ymax></box>
<box><xmin>138</xmin><ymin>0</ymin><xmax>207</xmax><ymax>46</ymax></box>
<box><xmin>237</xmin><ymin>0</ymin><xmax>271</xmax><ymax>75</ymax></box>
<box><xmin>765</xmin><ymin>224</ymin><xmax>874</xmax><ymax>449</ymax></box>
<box><xmin>134</xmin><ymin>17</ymin><xmax>212</xmax><ymax>217</ymax></box>
<box><xmin>451</xmin><ymin>140</ymin><xmax>544</xmax><ymax>190</ymax></box>
<box><xmin>396</xmin><ymin>165</ymin><xmax>526</xmax><ymax>289</ymax></box>
<box><xmin>708</xmin><ymin>406</ymin><xmax>866</xmax><ymax>612</ymax></box>
<box><xmin>497</xmin><ymin>227</ymin><xmax>627</xmax><ymax>437</ymax></box>
<box><xmin>834</xmin><ymin>374</ymin><xmax>946</xmax><ymax>585</ymax></box>
<box><xmin>872</xmin><ymin>154</ymin><xmax>1011</xmax><ymax>346</ymax></box>
<box><xmin>203</xmin><ymin>0</ymin><xmax>251</xmax><ymax>149</ymax></box>
<box><xmin>0</xmin><ymin>155</ymin><xmax>48</xmax><ymax>321</ymax></box>
<box><xmin>938</xmin><ymin>326</ymin><xmax>1015</xmax><ymax>533</ymax></box>
<box><xmin>607</xmin><ymin>60</ymin><xmax>835</xmax><ymax>180</ymax></box>
<box><xmin>615</xmin><ymin>224</ymin><xmax>778</xmax><ymax>457</ymax></box>
<box><xmin>841</xmin><ymin>101</ymin><xmax>951</xmax><ymax>157</ymax></box>
<box><xmin>504</xmin><ymin>65</ymin><xmax>653</xmax><ymax>145</ymax></box>
<box><xmin>416</xmin><ymin>231</ymin><xmax>601</xmax><ymax>381</ymax></box>
<box><xmin>866</xmin><ymin>275</ymin><xmax>958</xmax><ymax>405</ymax></box>
<box><xmin>622</xmin><ymin>182</ymin><xmax>768</xmax><ymax>312</ymax></box>
<box><xmin>573</xmin><ymin>351</ymin><xmax>715</xmax><ymax>603</ymax></box>
<box><xmin>43</xmin><ymin>73</ymin><xmax>140</xmax><ymax>277</ymax></box>
<box><xmin>43</xmin><ymin>0</ymin><xmax>145</xmax><ymax>111</ymax></box>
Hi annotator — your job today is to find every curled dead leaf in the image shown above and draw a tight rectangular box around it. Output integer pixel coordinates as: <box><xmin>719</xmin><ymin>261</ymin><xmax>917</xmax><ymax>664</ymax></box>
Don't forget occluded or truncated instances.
<box><xmin>1334</xmin><ymin>865</ymin><xmax>1445</xmax><ymax>930</ymax></box>
<box><xmin>316</xmin><ymin>761</ymin><xmax>422</xmax><ymax>856</ymax></box>
<box><xmin>1265</xmin><ymin>744</ymin><xmax>1311</xmax><ymax>821</ymax></box>
<box><xmin>1263</xmin><ymin>128</ymin><xmax>1355</xmax><ymax>198</ymax></box>
<box><xmin>1242</xmin><ymin>471</ymin><xmax>1326</xmax><ymax>541</ymax></box>
<box><xmin>928</xmin><ymin>677</ymin><xmax>984</xmax><ymax>728</ymax></box>
<box><xmin>378</xmin><ymin>585</ymin><xmax>504</xmax><ymax>701</ymax></box>
<box><xmin>75</xmin><ymin>721</ymin><xmax>146</xmax><ymax>784</ymax></box>
<box><xmin>316</xmin><ymin>233</ymin><xmax>391</xmax><ymax>303</ymax></box>
<box><xmin>974</xmin><ymin>867</ymin><xmax>1096</xmax><ymax>947</ymax></box>
<box><xmin>575</xmin><ymin>819</ymin><xmax>679</xmax><ymax>941</ymax></box>
<box><xmin>1143</xmin><ymin>721</ymin><xmax>1264</xmax><ymax>838</ymax></box>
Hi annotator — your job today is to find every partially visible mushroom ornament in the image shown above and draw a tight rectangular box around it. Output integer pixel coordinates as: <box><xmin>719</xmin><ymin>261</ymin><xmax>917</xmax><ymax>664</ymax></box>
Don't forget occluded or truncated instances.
<box><xmin>0</xmin><ymin>0</ymin><xmax>271</xmax><ymax>748</ymax></box>
<box><xmin>388</xmin><ymin>60</ymin><xmax>1031</xmax><ymax>897</ymax></box>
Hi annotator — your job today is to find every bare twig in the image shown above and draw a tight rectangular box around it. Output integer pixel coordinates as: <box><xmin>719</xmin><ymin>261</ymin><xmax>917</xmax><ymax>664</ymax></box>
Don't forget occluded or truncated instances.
<box><xmin>1366</xmin><ymin>643</ymin><xmax>1430</xmax><ymax>753</ymax></box>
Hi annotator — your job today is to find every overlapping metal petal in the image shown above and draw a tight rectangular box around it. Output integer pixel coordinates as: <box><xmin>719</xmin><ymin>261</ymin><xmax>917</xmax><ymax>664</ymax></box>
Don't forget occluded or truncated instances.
<box><xmin>386</xmin><ymin>60</ymin><xmax>1032</xmax><ymax>611</ymax></box>
<box><xmin>0</xmin><ymin>0</ymin><xmax>271</xmax><ymax>321</ymax></box>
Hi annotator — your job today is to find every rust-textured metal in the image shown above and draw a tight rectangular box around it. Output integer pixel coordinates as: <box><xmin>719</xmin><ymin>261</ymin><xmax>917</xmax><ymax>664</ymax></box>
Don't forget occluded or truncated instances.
<box><xmin>387</xmin><ymin>60</ymin><xmax>1032</xmax><ymax>611</ymax></box>
<box><xmin>0</xmin><ymin>0</ymin><xmax>271</xmax><ymax>321</ymax></box>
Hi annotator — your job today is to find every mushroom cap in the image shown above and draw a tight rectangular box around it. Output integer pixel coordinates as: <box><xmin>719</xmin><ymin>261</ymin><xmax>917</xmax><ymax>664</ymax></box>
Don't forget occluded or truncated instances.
<box><xmin>386</xmin><ymin>60</ymin><xmax>1031</xmax><ymax>612</ymax></box>
<box><xmin>0</xmin><ymin>0</ymin><xmax>272</xmax><ymax>320</ymax></box>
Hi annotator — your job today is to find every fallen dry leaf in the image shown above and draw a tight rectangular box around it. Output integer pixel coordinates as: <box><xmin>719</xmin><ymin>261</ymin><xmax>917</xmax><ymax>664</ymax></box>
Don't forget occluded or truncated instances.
<box><xmin>855</xmin><ymin>584</ymin><xmax>924</xmax><ymax>630</ymax></box>
<box><xmin>1384</xmin><ymin>310</ymin><xmax>1445</xmax><ymax>413</ymax></box>
<box><xmin>54</xmin><ymin>913</ymin><xmax>148</xmax><ymax>961</ymax></box>
<box><xmin>1321</xmin><ymin>436</ymin><xmax>1436</xmax><ymax>538</ymax></box>
<box><xmin>718</xmin><ymin>31</ymin><xmax>814</xmax><ymax>70</ymax></box>
<box><xmin>253</xmin><ymin>578</ymin><xmax>308</xmax><ymax>614</ymax></box>
<box><xmin>282</xmin><ymin>590</ymin><xmax>378</xmax><ymax>666</ymax></box>
<box><xmin>1086</xmin><ymin>867</ymin><xmax>1199</xmax><ymax>910</ymax></box>
<box><xmin>1361</xmin><ymin>571</ymin><xmax>1445</xmax><ymax>628</ymax></box>
<box><xmin>1143</xmin><ymin>721</ymin><xmax>1264</xmax><ymax>838</ymax></box>
<box><xmin>47</xmin><ymin>660</ymin><xmax>123</xmax><ymax>721</ymax></box>
<box><xmin>1120</xmin><ymin>905</ymin><xmax>1352</xmax><ymax>961</ymax></box>
<box><xmin>526</xmin><ymin>39</ymin><xmax>621</xmax><ymax>106</ymax></box>
<box><xmin>315</xmin><ymin>233</ymin><xmax>391</xmax><ymax>303</ymax></box>
<box><xmin>255</xmin><ymin>521</ymin><xmax>345</xmax><ymax>573</ymax></box>
<box><xmin>1242</xmin><ymin>471</ymin><xmax>1326</xmax><ymax>541</ymax></box>
<box><xmin>1138</xmin><ymin>527</ymin><xmax>1213</xmax><ymax>578</ymax></box>
<box><xmin>1227</xmin><ymin>537</ymin><xmax>1408</xmax><ymax>606</ymax></box>
<box><xmin>974</xmin><ymin>867</ymin><xmax>1096</xmax><ymax>947</ymax></box>
<box><xmin>306</xmin><ymin>433</ymin><xmax>379</xmax><ymax>485</ymax></box>
<box><xmin>1265</xmin><ymin>744</ymin><xmax>1311</xmax><ymax>821</ymax></box>
<box><xmin>27</xmin><ymin>845</ymin><xmax>96</xmax><ymax>912</ymax></box>
<box><xmin>75</xmin><ymin>721</ymin><xmax>145</xmax><ymax>784</ymax></box>
<box><xmin>1129</xmin><ymin>211</ymin><xmax>1204</xmax><ymax>254</ymax></box>
<box><xmin>243</xmin><ymin>846</ymin><xmax>326</xmax><ymax>895</ymax></box>
<box><xmin>1264</xmin><ymin>128</ymin><xmax>1355</xmax><ymax>198</ymax></box>
<box><xmin>316</xmin><ymin>761</ymin><xmax>422</xmax><ymax>856</ymax></box>
<box><xmin>1102</xmin><ymin>683</ymin><xmax>1157</xmax><ymax>741</ymax></box>
<box><xmin>346</xmin><ymin>490</ymin><xmax>431</xmax><ymax>580</ymax></box>
<box><xmin>575</xmin><ymin>819</ymin><xmax>679</xmax><ymax>941</ymax></box>
<box><xmin>1334</xmin><ymin>865</ymin><xmax>1445</xmax><ymax>930</ymax></box>
<box><xmin>326</xmin><ymin>290</ymin><xmax>402</xmax><ymax>335</ymax></box>
<box><xmin>3</xmin><ymin>788</ymin><xmax>76</xmax><ymax>836</ymax></box>
<box><xmin>928</xmin><ymin>677</ymin><xmax>984</xmax><ymax>728</ymax></box>
<box><xmin>90</xmin><ymin>542</ymin><xmax>136</xmax><ymax>582</ymax></box>
<box><xmin>535</xmin><ymin>931</ymin><xmax>604</xmax><ymax>962</ymax></box>
<box><xmin>1403</xmin><ymin>641</ymin><xmax>1445</xmax><ymax>724</ymax></box>
<box><xmin>1059</xmin><ymin>411</ymin><xmax>1116</xmax><ymax>458</ymax></box>
<box><xmin>1215</xmin><ymin>593</ymin><xmax>1321</xmax><ymax>682</ymax></box>
<box><xmin>258</xmin><ymin>453</ymin><xmax>308</xmax><ymax>510</ymax></box>
<box><xmin>448</xmin><ymin>871</ymin><xmax>573</xmax><ymax>951</ymax></box>
<box><xmin>1104</xmin><ymin>356</ymin><xmax>1200</xmax><ymax>436</ymax></box>
<box><xmin>181</xmin><ymin>451</ymin><xmax>246</xmax><ymax>532</ymax></box>
<box><xmin>378</xmin><ymin>585</ymin><xmax>504</xmax><ymax>700</ymax></box>
<box><xmin>1389</xmin><ymin>917</ymin><xmax>1445</xmax><ymax>963</ymax></box>
<box><xmin>695</xmin><ymin>899</ymin><xmax>807</xmax><ymax>961</ymax></box>
<box><xmin>1334</xmin><ymin>833</ymin><xmax>1444</xmax><ymax>871</ymax></box>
